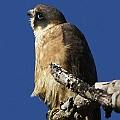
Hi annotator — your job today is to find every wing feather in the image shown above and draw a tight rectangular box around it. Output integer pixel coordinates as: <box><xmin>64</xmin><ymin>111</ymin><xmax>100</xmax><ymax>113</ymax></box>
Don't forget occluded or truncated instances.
<box><xmin>61</xmin><ymin>23</ymin><xmax>101</xmax><ymax>120</ymax></box>
<box><xmin>62</xmin><ymin>23</ymin><xmax>97</xmax><ymax>85</ymax></box>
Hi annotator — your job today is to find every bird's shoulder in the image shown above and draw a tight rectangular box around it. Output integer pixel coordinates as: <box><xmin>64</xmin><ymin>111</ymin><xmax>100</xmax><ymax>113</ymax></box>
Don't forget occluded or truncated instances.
<box><xmin>61</xmin><ymin>23</ymin><xmax>85</xmax><ymax>42</ymax></box>
<box><xmin>60</xmin><ymin>23</ymin><xmax>98</xmax><ymax>85</ymax></box>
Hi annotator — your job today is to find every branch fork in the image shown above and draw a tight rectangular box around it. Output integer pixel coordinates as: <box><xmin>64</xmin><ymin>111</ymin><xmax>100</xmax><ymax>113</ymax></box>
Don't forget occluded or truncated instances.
<box><xmin>48</xmin><ymin>62</ymin><xmax>120</xmax><ymax>119</ymax></box>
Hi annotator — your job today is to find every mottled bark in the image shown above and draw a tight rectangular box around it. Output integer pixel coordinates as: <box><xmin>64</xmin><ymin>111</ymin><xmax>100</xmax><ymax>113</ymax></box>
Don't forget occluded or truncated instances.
<box><xmin>48</xmin><ymin>63</ymin><xmax>120</xmax><ymax>120</ymax></box>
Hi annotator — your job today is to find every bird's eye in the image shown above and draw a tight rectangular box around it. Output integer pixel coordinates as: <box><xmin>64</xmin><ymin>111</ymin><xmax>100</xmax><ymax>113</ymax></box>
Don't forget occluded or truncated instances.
<box><xmin>37</xmin><ymin>12</ymin><xmax>44</xmax><ymax>20</ymax></box>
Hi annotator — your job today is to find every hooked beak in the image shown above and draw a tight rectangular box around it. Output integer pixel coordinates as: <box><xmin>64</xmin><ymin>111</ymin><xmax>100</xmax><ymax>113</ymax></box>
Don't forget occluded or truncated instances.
<box><xmin>27</xmin><ymin>9</ymin><xmax>34</xmax><ymax>18</ymax></box>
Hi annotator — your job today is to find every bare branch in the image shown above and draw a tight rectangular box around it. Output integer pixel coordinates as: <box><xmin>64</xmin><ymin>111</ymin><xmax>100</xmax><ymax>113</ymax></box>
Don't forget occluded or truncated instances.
<box><xmin>48</xmin><ymin>62</ymin><xmax>120</xmax><ymax>120</ymax></box>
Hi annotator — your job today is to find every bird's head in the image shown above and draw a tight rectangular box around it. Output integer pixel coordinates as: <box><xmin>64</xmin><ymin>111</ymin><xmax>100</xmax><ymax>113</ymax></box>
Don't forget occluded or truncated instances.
<box><xmin>27</xmin><ymin>4</ymin><xmax>66</xmax><ymax>32</ymax></box>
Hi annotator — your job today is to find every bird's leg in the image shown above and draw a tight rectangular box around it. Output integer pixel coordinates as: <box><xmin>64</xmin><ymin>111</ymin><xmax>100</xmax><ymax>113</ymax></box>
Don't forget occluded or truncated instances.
<box><xmin>46</xmin><ymin>108</ymin><xmax>59</xmax><ymax>120</ymax></box>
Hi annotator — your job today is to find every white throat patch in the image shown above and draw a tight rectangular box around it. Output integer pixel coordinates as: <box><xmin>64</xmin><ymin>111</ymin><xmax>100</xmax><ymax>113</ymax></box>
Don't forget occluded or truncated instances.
<box><xmin>30</xmin><ymin>17</ymin><xmax>56</xmax><ymax>38</ymax></box>
<box><xmin>35</xmin><ymin>24</ymin><xmax>56</xmax><ymax>39</ymax></box>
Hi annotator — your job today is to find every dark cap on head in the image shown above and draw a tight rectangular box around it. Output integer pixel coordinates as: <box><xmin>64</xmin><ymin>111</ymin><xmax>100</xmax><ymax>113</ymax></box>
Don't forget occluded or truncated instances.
<box><xmin>27</xmin><ymin>4</ymin><xmax>66</xmax><ymax>29</ymax></box>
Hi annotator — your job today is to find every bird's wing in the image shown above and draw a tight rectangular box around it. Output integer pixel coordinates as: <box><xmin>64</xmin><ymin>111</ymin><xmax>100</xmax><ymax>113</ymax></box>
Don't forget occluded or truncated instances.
<box><xmin>62</xmin><ymin>23</ymin><xmax>97</xmax><ymax>85</ymax></box>
<box><xmin>61</xmin><ymin>23</ymin><xmax>101</xmax><ymax>120</ymax></box>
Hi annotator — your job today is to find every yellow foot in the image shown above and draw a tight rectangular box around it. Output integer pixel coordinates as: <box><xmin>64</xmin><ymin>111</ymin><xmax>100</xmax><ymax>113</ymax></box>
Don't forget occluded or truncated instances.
<box><xmin>46</xmin><ymin>108</ymin><xmax>59</xmax><ymax>120</ymax></box>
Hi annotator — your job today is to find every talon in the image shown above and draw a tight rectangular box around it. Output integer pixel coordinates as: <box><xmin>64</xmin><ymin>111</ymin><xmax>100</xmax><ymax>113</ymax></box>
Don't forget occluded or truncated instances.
<box><xmin>46</xmin><ymin>108</ymin><xmax>59</xmax><ymax>120</ymax></box>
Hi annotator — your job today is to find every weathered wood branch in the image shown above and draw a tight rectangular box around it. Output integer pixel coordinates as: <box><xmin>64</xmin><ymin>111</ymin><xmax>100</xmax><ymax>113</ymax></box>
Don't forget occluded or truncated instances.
<box><xmin>48</xmin><ymin>62</ymin><xmax>120</xmax><ymax>120</ymax></box>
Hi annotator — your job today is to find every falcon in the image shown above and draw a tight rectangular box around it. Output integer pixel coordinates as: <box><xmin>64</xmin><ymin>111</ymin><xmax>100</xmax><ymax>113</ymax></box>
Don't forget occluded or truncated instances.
<box><xmin>27</xmin><ymin>4</ymin><xmax>101</xmax><ymax>120</ymax></box>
